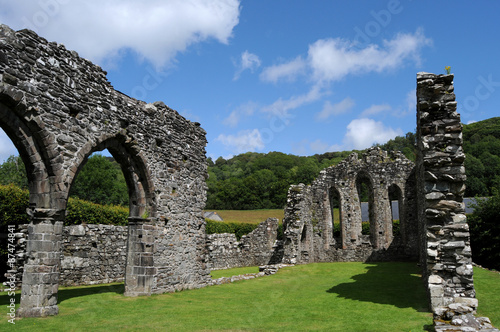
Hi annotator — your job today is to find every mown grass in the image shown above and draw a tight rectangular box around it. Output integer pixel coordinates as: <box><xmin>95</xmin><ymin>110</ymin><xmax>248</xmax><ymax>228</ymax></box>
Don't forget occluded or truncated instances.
<box><xmin>474</xmin><ymin>266</ymin><xmax>500</xmax><ymax>326</ymax></box>
<box><xmin>1</xmin><ymin>262</ymin><xmax>438</xmax><ymax>331</ymax></box>
<box><xmin>210</xmin><ymin>209</ymin><xmax>339</xmax><ymax>225</ymax></box>
<box><xmin>212</xmin><ymin>209</ymin><xmax>285</xmax><ymax>224</ymax></box>
<box><xmin>2</xmin><ymin>263</ymin><xmax>497</xmax><ymax>331</ymax></box>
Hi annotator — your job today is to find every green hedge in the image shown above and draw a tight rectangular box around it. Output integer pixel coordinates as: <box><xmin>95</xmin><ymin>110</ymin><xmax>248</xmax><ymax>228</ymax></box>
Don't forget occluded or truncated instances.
<box><xmin>66</xmin><ymin>197</ymin><xmax>128</xmax><ymax>226</ymax></box>
<box><xmin>0</xmin><ymin>184</ymin><xmax>129</xmax><ymax>227</ymax></box>
<box><xmin>205</xmin><ymin>219</ymin><xmax>259</xmax><ymax>240</ymax></box>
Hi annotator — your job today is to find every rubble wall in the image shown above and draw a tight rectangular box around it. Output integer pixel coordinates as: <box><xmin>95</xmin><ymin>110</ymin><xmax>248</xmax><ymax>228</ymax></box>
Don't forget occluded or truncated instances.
<box><xmin>206</xmin><ymin>218</ymin><xmax>282</xmax><ymax>270</ymax></box>
<box><xmin>282</xmin><ymin>148</ymin><xmax>417</xmax><ymax>264</ymax></box>
<box><xmin>416</xmin><ymin>73</ymin><xmax>477</xmax><ymax>320</ymax></box>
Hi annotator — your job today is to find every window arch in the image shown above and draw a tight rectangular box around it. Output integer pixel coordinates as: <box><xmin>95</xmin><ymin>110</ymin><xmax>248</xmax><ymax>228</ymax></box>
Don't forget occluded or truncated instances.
<box><xmin>67</xmin><ymin>134</ymin><xmax>156</xmax><ymax>220</ymax></box>
<box><xmin>329</xmin><ymin>186</ymin><xmax>342</xmax><ymax>247</ymax></box>
<box><xmin>0</xmin><ymin>101</ymin><xmax>58</xmax><ymax>210</ymax></box>
<box><xmin>355</xmin><ymin>171</ymin><xmax>376</xmax><ymax>247</ymax></box>
<box><xmin>388</xmin><ymin>183</ymin><xmax>403</xmax><ymax>237</ymax></box>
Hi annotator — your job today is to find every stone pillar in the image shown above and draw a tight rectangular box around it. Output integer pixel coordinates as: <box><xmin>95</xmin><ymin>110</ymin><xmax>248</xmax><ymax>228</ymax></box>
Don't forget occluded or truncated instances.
<box><xmin>375</xmin><ymin>187</ymin><xmax>393</xmax><ymax>249</ymax></box>
<box><xmin>124</xmin><ymin>218</ymin><xmax>156</xmax><ymax>296</ymax></box>
<box><xmin>347</xmin><ymin>184</ymin><xmax>362</xmax><ymax>248</ymax></box>
<box><xmin>416</xmin><ymin>73</ymin><xmax>476</xmax><ymax>319</ymax></box>
<box><xmin>17</xmin><ymin>208</ymin><xmax>64</xmax><ymax>317</ymax></box>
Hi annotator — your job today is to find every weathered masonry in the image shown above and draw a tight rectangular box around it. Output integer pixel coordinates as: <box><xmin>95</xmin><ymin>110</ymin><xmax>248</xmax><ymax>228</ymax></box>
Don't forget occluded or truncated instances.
<box><xmin>282</xmin><ymin>147</ymin><xmax>417</xmax><ymax>264</ymax></box>
<box><xmin>415</xmin><ymin>73</ymin><xmax>479</xmax><ymax>326</ymax></box>
<box><xmin>282</xmin><ymin>73</ymin><xmax>496</xmax><ymax>330</ymax></box>
<box><xmin>0</xmin><ymin>25</ymin><xmax>211</xmax><ymax>317</ymax></box>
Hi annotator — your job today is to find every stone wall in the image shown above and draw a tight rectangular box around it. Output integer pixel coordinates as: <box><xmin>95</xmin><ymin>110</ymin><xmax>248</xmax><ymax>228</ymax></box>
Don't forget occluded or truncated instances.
<box><xmin>206</xmin><ymin>218</ymin><xmax>282</xmax><ymax>270</ymax></box>
<box><xmin>282</xmin><ymin>148</ymin><xmax>417</xmax><ymax>265</ymax></box>
<box><xmin>0</xmin><ymin>24</ymin><xmax>210</xmax><ymax>316</ymax></box>
<box><xmin>7</xmin><ymin>219</ymin><xmax>281</xmax><ymax>286</ymax></box>
<box><xmin>416</xmin><ymin>73</ymin><xmax>478</xmax><ymax>322</ymax></box>
<box><xmin>8</xmin><ymin>224</ymin><xmax>128</xmax><ymax>287</ymax></box>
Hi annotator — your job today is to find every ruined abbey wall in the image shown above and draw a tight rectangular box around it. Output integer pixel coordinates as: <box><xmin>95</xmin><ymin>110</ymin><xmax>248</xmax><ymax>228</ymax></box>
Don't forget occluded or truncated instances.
<box><xmin>282</xmin><ymin>148</ymin><xmax>417</xmax><ymax>264</ymax></box>
<box><xmin>8</xmin><ymin>219</ymin><xmax>282</xmax><ymax>287</ymax></box>
<box><xmin>416</xmin><ymin>73</ymin><xmax>477</xmax><ymax>322</ymax></box>
<box><xmin>206</xmin><ymin>218</ymin><xmax>282</xmax><ymax>270</ymax></box>
<box><xmin>9</xmin><ymin>224</ymin><xmax>127</xmax><ymax>287</ymax></box>
<box><xmin>0</xmin><ymin>25</ymin><xmax>210</xmax><ymax>317</ymax></box>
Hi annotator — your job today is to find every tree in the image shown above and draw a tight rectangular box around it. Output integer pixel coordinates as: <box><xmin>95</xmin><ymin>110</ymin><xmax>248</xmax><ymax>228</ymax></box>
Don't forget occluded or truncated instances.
<box><xmin>468</xmin><ymin>190</ymin><xmax>500</xmax><ymax>270</ymax></box>
<box><xmin>0</xmin><ymin>155</ymin><xmax>28</xmax><ymax>189</ymax></box>
<box><xmin>69</xmin><ymin>154</ymin><xmax>128</xmax><ymax>206</ymax></box>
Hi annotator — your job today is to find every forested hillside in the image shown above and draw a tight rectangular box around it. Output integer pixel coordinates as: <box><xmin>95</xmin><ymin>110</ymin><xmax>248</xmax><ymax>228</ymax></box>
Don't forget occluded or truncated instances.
<box><xmin>0</xmin><ymin>118</ymin><xmax>498</xmax><ymax>209</ymax></box>
<box><xmin>205</xmin><ymin>151</ymin><xmax>356</xmax><ymax>209</ymax></box>
<box><xmin>463</xmin><ymin>117</ymin><xmax>500</xmax><ymax>196</ymax></box>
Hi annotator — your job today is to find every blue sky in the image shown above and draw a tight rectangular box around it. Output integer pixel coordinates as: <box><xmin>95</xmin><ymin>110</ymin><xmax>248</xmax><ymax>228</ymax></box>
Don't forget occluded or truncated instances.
<box><xmin>1</xmin><ymin>1</ymin><xmax>500</xmax><ymax>162</ymax></box>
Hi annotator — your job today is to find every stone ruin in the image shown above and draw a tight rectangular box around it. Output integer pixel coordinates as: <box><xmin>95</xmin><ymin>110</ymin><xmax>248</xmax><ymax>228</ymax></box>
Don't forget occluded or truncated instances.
<box><xmin>0</xmin><ymin>24</ymin><xmax>211</xmax><ymax>317</ymax></box>
<box><xmin>0</xmin><ymin>25</ymin><xmax>497</xmax><ymax>330</ymax></box>
<box><xmin>279</xmin><ymin>73</ymin><xmax>497</xmax><ymax>330</ymax></box>
<box><xmin>281</xmin><ymin>147</ymin><xmax>417</xmax><ymax>265</ymax></box>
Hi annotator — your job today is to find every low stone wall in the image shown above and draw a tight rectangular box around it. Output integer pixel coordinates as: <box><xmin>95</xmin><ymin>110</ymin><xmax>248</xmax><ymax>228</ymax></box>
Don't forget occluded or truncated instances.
<box><xmin>8</xmin><ymin>224</ymin><xmax>128</xmax><ymax>287</ymax></box>
<box><xmin>206</xmin><ymin>218</ymin><xmax>283</xmax><ymax>270</ymax></box>
<box><xmin>60</xmin><ymin>224</ymin><xmax>128</xmax><ymax>286</ymax></box>
<box><xmin>8</xmin><ymin>219</ymin><xmax>283</xmax><ymax>286</ymax></box>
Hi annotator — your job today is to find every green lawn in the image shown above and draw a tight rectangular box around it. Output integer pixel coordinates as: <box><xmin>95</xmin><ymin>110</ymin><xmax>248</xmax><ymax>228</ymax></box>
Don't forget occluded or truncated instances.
<box><xmin>474</xmin><ymin>266</ymin><xmax>500</xmax><ymax>326</ymax></box>
<box><xmin>0</xmin><ymin>263</ymin><xmax>497</xmax><ymax>331</ymax></box>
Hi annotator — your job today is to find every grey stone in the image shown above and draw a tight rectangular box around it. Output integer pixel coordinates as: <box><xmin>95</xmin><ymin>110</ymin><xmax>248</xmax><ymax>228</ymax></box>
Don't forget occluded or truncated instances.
<box><xmin>0</xmin><ymin>24</ymin><xmax>209</xmax><ymax>317</ymax></box>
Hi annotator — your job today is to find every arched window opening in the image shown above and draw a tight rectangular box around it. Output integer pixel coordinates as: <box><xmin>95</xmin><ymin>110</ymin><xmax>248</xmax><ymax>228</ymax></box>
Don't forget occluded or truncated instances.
<box><xmin>356</xmin><ymin>172</ymin><xmax>375</xmax><ymax>244</ymax></box>
<box><xmin>0</xmin><ymin>128</ymin><xmax>28</xmax><ymax>283</ymax></box>
<box><xmin>329</xmin><ymin>186</ymin><xmax>342</xmax><ymax>246</ymax></box>
<box><xmin>68</xmin><ymin>138</ymin><xmax>155</xmax><ymax>221</ymax></box>
<box><xmin>69</xmin><ymin>149</ymin><xmax>128</xmax><ymax>207</ymax></box>
<box><xmin>388</xmin><ymin>184</ymin><xmax>403</xmax><ymax>237</ymax></box>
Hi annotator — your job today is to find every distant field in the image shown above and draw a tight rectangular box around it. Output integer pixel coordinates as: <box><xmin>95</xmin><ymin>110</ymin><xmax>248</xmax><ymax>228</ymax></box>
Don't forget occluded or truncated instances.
<box><xmin>209</xmin><ymin>209</ymin><xmax>285</xmax><ymax>224</ymax></box>
<box><xmin>207</xmin><ymin>209</ymin><xmax>340</xmax><ymax>224</ymax></box>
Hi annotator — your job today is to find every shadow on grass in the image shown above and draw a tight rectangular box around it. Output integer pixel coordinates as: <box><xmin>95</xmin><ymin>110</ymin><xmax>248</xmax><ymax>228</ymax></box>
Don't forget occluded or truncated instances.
<box><xmin>57</xmin><ymin>283</ymin><xmax>124</xmax><ymax>303</ymax></box>
<box><xmin>327</xmin><ymin>262</ymin><xmax>429</xmax><ymax>313</ymax></box>
<box><xmin>0</xmin><ymin>283</ymin><xmax>124</xmax><ymax>306</ymax></box>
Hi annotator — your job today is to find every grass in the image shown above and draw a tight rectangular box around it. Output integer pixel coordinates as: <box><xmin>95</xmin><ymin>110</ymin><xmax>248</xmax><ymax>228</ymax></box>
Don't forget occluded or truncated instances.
<box><xmin>212</xmin><ymin>209</ymin><xmax>284</xmax><ymax>224</ymax></box>
<box><xmin>1</xmin><ymin>263</ymin><xmax>497</xmax><ymax>331</ymax></box>
<box><xmin>474</xmin><ymin>266</ymin><xmax>500</xmax><ymax>326</ymax></box>
<box><xmin>1</xmin><ymin>262</ymin><xmax>438</xmax><ymax>331</ymax></box>
<box><xmin>210</xmin><ymin>209</ymin><xmax>339</xmax><ymax>224</ymax></box>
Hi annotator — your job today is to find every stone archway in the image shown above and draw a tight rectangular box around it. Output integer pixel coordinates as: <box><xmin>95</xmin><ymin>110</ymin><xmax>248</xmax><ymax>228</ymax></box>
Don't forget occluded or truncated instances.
<box><xmin>282</xmin><ymin>148</ymin><xmax>416</xmax><ymax>264</ymax></box>
<box><xmin>0</xmin><ymin>24</ymin><xmax>210</xmax><ymax>317</ymax></box>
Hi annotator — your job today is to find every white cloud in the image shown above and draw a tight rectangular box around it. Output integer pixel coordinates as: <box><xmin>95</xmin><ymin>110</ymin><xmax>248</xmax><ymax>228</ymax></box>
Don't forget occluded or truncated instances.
<box><xmin>0</xmin><ymin>0</ymin><xmax>241</xmax><ymax>69</ymax></box>
<box><xmin>308</xmin><ymin>29</ymin><xmax>431</xmax><ymax>83</ymax></box>
<box><xmin>260</xmin><ymin>29</ymin><xmax>431</xmax><ymax>85</ymax></box>
<box><xmin>400</xmin><ymin>89</ymin><xmax>416</xmax><ymax>117</ymax></box>
<box><xmin>360</xmin><ymin>103</ymin><xmax>392</xmax><ymax>117</ymax></box>
<box><xmin>223</xmin><ymin>101</ymin><xmax>258</xmax><ymax>127</ymax></box>
<box><xmin>343</xmin><ymin>118</ymin><xmax>402</xmax><ymax>150</ymax></box>
<box><xmin>262</xmin><ymin>84</ymin><xmax>324</xmax><ymax>119</ymax></box>
<box><xmin>292</xmin><ymin>138</ymin><xmax>343</xmax><ymax>155</ymax></box>
<box><xmin>315</xmin><ymin>97</ymin><xmax>355</xmax><ymax>121</ymax></box>
<box><xmin>260</xmin><ymin>56</ymin><xmax>306</xmax><ymax>83</ymax></box>
<box><xmin>233</xmin><ymin>51</ymin><xmax>261</xmax><ymax>80</ymax></box>
<box><xmin>0</xmin><ymin>129</ymin><xmax>18</xmax><ymax>163</ymax></box>
<box><xmin>215</xmin><ymin>129</ymin><xmax>264</xmax><ymax>154</ymax></box>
